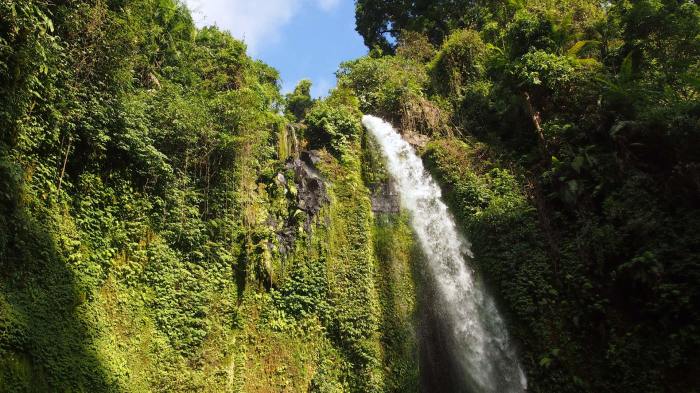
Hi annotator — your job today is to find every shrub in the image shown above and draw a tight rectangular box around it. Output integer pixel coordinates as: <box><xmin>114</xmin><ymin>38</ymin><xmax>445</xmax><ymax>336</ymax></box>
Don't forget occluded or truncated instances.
<box><xmin>286</xmin><ymin>79</ymin><xmax>314</xmax><ymax>121</ymax></box>
<box><xmin>395</xmin><ymin>30</ymin><xmax>436</xmax><ymax>64</ymax></box>
<box><xmin>305</xmin><ymin>102</ymin><xmax>362</xmax><ymax>155</ymax></box>
<box><xmin>505</xmin><ymin>10</ymin><xmax>558</xmax><ymax>59</ymax></box>
<box><xmin>337</xmin><ymin>55</ymin><xmax>427</xmax><ymax>118</ymax></box>
<box><xmin>511</xmin><ymin>50</ymin><xmax>579</xmax><ymax>92</ymax></box>
<box><xmin>428</xmin><ymin>29</ymin><xmax>487</xmax><ymax>98</ymax></box>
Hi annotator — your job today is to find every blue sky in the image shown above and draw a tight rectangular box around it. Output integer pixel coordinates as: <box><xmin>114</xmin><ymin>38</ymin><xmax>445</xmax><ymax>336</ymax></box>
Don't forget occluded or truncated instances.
<box><xmin>183</xmin><ymin>0</ymin><xmax>368</xmax><ymax>97</ymax></box>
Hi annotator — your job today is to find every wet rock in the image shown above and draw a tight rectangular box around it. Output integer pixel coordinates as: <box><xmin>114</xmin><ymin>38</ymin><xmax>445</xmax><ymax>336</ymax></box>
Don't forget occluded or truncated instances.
<box><xmin>370</xmin><ymin>180</ymin><xmax>401</xmax><ymax>214</ymax></box>
<box><xmin>276</xmin><ymin>226</ymin><xmax>296</xmax><ymax>256</ymax></box>
<box><xmin>403</xmin><ymin>131</ymin><xmax>430</xmax><ymax>149</ymax></box>
<box><xmin>301</xmin><ymin>150</ymin><xmax>322</xmax><ymax>166</ymax></box>
<box><xmin>280</xmin><ymin>150</ymin><xmax>328</xmax><ymax>239</ymax></box>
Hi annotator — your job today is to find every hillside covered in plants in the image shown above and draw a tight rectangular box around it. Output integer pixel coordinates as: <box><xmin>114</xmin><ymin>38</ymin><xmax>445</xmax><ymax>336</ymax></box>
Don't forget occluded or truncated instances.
<box><xmin>1</xmin><ymin>0</ymin><xmax>699</xmax><ymax>392</ymax></box>
<box><xmin>349</xmin><ymin>0</ymin><xmax>700</xmax><ymax>390</ymax></box>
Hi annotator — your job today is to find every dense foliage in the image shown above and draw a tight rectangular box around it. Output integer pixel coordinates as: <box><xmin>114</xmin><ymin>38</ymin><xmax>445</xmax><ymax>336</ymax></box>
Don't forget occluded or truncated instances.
<box><xmin>349</xmin><ymin>0</ymin><xmax>700</xmax><ymax>391</ymax></box>
<box><xmin>285</xmin><ymin>79</ymin><xmax>314</xmax><ymax>122</ymax></box>
<box><xmin>1</xmin><ymin>0</ymin><xmax>698</xmax><ymax>391</ymax></box>
<box><xmin>0</xmin><ymin>0</ymin><xmax>284</xmax><ymax>389</ymax></box>
<box><xmin>0</xmin><ymin>0</ymin><xmax>417</xmax><ymax>391</ymax></box>
<box><xmin>355</xmin><ymin>0</ymin><xmax>475</xmax><ymax>51</ymax></box>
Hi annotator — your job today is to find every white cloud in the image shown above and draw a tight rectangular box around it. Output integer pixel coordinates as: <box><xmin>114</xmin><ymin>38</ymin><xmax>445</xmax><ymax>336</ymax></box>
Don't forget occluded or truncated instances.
<box><xmin>315</xmin><ymin>0</ymin><xmax>340</xmax><ymax>12</ymax></box>
<box><xmin>184</xmin><ymin>0</ymin><xmax>339</xmax><ymax>55</ymax></box>
<box><xmin>312</xmin><ymin>77</ymin><xmax>332</xmax><ymax>98</ymax></box>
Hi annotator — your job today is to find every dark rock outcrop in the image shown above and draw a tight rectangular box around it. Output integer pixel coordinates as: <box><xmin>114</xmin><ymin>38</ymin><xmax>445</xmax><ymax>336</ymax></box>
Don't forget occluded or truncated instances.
<box><xmin>370</xmin><ymin>180</ymin><xmax>400</xmax><ymax>213</ymax></box>
<box><xmin>291</xmin><ymin>150</ymin><xmax>327</xmax><ymax>223</ymax></box>
<box><xmin>276</xmin><ymin>150</ymin><xmax>328</xmax><ymax>255</ymax></box>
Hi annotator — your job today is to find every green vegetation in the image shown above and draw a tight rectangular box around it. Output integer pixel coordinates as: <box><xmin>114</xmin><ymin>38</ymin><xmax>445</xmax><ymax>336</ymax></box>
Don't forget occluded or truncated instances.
<box><xmin>347</xmin><ymin>0</ymin><xmax>700</xmax><ymax>391</ymax></box>
<box><xmin>0</xmin><ymin>1</ymin><xmax>417</xmax><ymax>391</ymax></box>
<box><xmin>372</xmin><ymin>214</ymin><xmax>419</xmax><ymax>392</ymax></box>
<box><xmin>285</xmin><ymin>80</ymin><xmax>314</xmax><ymax>122</ymax></box>
<box><xmin>1</xmin><ymin>0</ymin><xmax>698</xmax><ymax>391</ymax></box>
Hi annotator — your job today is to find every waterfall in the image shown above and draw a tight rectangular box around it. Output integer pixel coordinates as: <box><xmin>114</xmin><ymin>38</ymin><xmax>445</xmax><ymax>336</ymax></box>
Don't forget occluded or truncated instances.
<box><xmin>362</xmin><ymin>115</ymin><xmax>527</xmax><ymax>393</ymax></box>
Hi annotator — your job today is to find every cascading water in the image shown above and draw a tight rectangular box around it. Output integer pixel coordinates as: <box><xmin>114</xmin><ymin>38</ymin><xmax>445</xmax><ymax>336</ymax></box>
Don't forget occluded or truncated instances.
<box><xmin>362</xmin><ymin>115</ymin><xmax>527</xmax><ymax>393</ymax></box>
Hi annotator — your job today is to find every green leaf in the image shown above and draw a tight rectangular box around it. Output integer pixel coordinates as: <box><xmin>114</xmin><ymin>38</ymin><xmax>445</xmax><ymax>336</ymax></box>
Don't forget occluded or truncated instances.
<box><xmin>680</xmin><ymin>73</ymin><xmax>700</xmax><ymax>90</ymax></box>
<box><xmin>620</xmin><ymin>51</ymin><xmax>634</xmax><ymax>80</ymax></box>
<box><xmin>610</xmin><ymin>121</ymin><xmax>637</xmax><ymax>137</ymax></box>
<box><xmin>566</xmin><ymin>40</ymin><xmax>599</xmax><ymax>57</ymax></box>
<box><xmin>42</xmin><ymin>14</ymin><xmax>54</xmax><ymax>33</ymax></box>
<box><xmin>539</xmin><ymin>356</ymin><xmax>552</xmax><ymax>367</ymax></box>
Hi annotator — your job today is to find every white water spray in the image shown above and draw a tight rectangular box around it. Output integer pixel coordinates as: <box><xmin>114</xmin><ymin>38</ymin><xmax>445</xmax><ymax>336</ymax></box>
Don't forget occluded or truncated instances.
<box><xmin>362</xmin><ymin>115</ymin><xmax>527</xmax><ymax>392</ymax></box>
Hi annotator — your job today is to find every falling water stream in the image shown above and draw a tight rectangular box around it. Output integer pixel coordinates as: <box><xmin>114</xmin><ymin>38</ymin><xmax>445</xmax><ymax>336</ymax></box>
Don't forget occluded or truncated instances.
<box><xmin>362</xmin><ymin>115</ymin><xmax>527</xmax><ymax>393</ymax></box>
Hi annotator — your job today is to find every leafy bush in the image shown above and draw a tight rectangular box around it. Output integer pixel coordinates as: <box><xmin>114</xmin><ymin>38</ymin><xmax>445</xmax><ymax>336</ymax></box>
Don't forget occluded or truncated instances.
<box><xmin>510</xmin><ymin>50</ymin><xmax>580</xmax><ymax>91</ymax></box>
<box><xmin>428</xmin><ymin>29</ymin><xmax>487</xmax><ymax>98</ymax></box>
<box><xmin>305</xmin><ymin>102</ymin><xmax>362</xmax><ymax>155</ymax></box>
<box><xmin>504</xmin><ymin>10</ymin><xmax>558</xmax><ymax>59</ymax></box>
<box><xmin>286</xmin><ymin>79</ymin><xmax>314</xmax><ymax>121</ymax></box>
<box><xmin>395</xmin><ymin>30</ymin><xmax>436</xmax><ymax>63</ymax></box>
<box><xmin>337</xmin><ymin>55</ymin><xmax>427</xmax><ymax>118</ymax></box>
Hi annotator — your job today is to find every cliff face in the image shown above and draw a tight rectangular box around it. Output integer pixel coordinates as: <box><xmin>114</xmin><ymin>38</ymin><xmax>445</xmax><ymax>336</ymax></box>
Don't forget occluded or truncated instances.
<box><xmin>370</xmin><ymin>181</ymin><xmax>401</xmax><ymax>214</ymax></box>
<box><xmin>246</xmin><ymin>124</ymin><xmax>421</xmax><ymax>392</ymax></box>
<box><xmin>0</xmin><ymin>1</ymin><xmax>425</xmax><ymax>391</ymax></box>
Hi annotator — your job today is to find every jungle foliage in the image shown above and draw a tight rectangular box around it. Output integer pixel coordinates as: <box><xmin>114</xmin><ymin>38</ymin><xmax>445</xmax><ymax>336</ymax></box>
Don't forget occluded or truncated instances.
<box><xmin>0</xmin><ymin>0</ymin><xmax>416</xmax><ymax>391</ymax></box>
<box><xmin>349</xmin><ymin>0</ymin><xmax>700</xmax><ymax>391</ymax></box>
<box><xmin>1</xmin><ymin>0</ymin><xmax>698</xmax><ymax>392</ymax></box>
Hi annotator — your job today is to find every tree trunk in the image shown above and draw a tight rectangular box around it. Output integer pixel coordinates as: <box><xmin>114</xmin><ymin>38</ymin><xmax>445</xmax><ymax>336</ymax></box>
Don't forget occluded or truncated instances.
<box><xmin>523</xmin><ymin>91</ymin><xmax>548</xmax><ymax>164</ymax></box>
<box><xmin>57</xmin><ymin>136</ymin><xmax>72</xmax><ymax>195</ymax></box>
